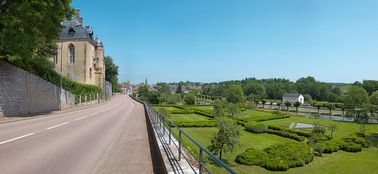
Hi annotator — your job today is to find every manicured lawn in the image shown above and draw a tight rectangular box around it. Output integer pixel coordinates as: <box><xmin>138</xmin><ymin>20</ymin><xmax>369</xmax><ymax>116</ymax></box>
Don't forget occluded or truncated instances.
<box><xmin>169</xmin><ymin>114</ymin><xmax>211</xmax><ymax>122</ymax></box>
<box><xmin>261</xmin><ymin>116</ymin><xmax>378</xmax><ymax>139</ymax></box>
<box><xmin>190</xmin><ymin>106</ymin><xmax>214</xmax><ymax>110</ymax></box>
<box><xmin>155</xmin><ymin>106</ymin><xmax>181</xmax><ymax>111</ymax></box>
<box><xmin>176</xmin><ymin>127</ymin><xmax>378</xmax><ymax>174</ymax></box>
<box><xmin>241</xmin><ymin>109</ymin><xmax>275</xmax><ymax>117</ymax></box>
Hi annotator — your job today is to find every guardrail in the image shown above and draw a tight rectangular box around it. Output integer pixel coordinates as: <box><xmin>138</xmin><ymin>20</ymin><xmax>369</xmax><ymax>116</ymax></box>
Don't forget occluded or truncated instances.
<box><xmin>143</xmin><ymin>102</ymin><xmax>237</xmax><ymax>174</ymax></box>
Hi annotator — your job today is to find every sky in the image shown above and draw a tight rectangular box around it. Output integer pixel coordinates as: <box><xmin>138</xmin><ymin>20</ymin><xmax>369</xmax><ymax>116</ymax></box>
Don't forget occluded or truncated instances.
<box><xmin>72</xmin><ymin>0</ymin><xmax>378</xmax><ymax>84</ymax></box>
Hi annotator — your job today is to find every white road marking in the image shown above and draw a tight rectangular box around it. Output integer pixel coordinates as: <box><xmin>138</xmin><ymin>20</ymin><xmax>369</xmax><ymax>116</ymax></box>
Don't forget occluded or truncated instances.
<box><xmin>74</xmin><ymin>116</ymin><xmax>88</xmax><ymax>121</ymax></box>
<box><xmin>0</xmin><ymin>133</ymin><xmax>35</xmax><ymax>145</ymax></box>
<box><xmin>46</xmin><ymin>122</ymin><xmax>70</xmax><ymax>130</ymax></box>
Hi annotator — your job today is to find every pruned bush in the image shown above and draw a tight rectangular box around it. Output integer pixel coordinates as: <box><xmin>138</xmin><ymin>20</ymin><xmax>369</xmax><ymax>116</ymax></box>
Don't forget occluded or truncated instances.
<box><xmin>339</xmin><ymin>142</ymin><xmax>362</xmax><ymax>152</ymax></box>
<box><xmin>245</xmin><ymin>123</ymin><xmax>268</xmax><ymax>134</ymax></box>
<box><xmin>343</xmin><ymin>135</ymin><xmax>369</xmax><ymax>148</ymax></box>
<box><xmin>170</xmin><ymin>109</ymin><xmax>193</xmax><ymax>114</ymax></box>
<box><xmin>316</xmin><ymin>140</ymin><xmax>339</xmax><ymax>154</ymax></box>
<box><xmin>235</xmin><ymin>148</ymin><xmax>269</xmax><ymax>166</ymax></box>
<box><xmin>267</xmin><ymin>125</ymin><xmax>312</xmax><ymax>137</ymax></box>
<box><xmin>174</xmin><ymin>120</ymin><xmax>216</xmax><ymax>127</ymax></box>
<box><xmin>236</xmin><ymin>143</ymin><xmax>313</xmax><ymax>171</ymax></box>
<box><xmin>265</xmin><ymin>129</ymin><xmax>305</xmax><ymax>142</ymax></box>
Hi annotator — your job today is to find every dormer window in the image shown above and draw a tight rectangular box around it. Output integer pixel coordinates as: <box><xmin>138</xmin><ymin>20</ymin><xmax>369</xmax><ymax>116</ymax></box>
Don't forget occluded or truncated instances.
<box><xmin>68</xmin><ymin>27</ymin><xmax>75</xmax><ymax>37</ymax></box>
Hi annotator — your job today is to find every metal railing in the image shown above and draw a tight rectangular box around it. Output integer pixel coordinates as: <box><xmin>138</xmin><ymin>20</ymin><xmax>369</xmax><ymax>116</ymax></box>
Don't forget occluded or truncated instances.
<box><xmin>143</xmin><ymin>102</ymin><xmax>237</xmax><ymax>174</ymax></box>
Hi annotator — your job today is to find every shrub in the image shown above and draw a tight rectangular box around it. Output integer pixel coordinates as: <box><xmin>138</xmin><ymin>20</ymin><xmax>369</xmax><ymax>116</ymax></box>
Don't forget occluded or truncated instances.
<box><xmin>235</xmin><ymin>148</ymin><xmax>269</xmax><ymax>166</ymax></box>
<box><xmin>236</xmin><ymin>143</ymin><xmax>314</xmax><ymax>171</ymax></box>
<box><xmin>340</xmin><ymin>142</ymin><xmax>362</xmax><ymax>152</ymax></box>
<box><xmin>316</xmin><ymin>140</ymin><xmax>339</xmax><ymax>154</ymax></box>
<box><xmin>343</xmin><ymin>135</ymin><xmax>369</xmax><ymax>148</ymax></box>
<box><xmin>170</xmin><ymin>109</ymin><xmax>193</xmax><ymax>114</ymax></box>
<box><xmin>265</xmin><ymin>129</ymin><xmax>305</xmax><ymax>142</ymax></box>
<box><xmin>267</xmin><ymin>125</ymin><xmax>312</xmax><ymax>137</ymax></box>
<box><xmin>245</xmin><ymin>123</ymin><xmax>268</xmax><ymax>134</ymax></box>
<box><xmin>174</xmin><ymin>120</ymin><xmax>216</xmax><ymax>127</ymax></box>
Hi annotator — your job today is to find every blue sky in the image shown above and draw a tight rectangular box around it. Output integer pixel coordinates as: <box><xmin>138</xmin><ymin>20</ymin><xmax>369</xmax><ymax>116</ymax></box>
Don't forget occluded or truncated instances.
<box><xmin>72</xmin><ymin>0</ymin><xmax>378</xmax><ymax>84</ymax></box>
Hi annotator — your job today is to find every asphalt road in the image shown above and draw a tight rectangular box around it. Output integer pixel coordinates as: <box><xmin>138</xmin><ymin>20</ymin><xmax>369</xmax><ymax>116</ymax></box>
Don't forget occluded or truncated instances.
<box><xmin>0</xmin><ymin>95</ymin><xmax>153</xmax><ymax>174</ymax></box>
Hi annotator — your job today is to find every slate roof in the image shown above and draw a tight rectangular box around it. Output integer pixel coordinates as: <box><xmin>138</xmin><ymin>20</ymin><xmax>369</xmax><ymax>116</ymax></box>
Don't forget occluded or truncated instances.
<box><xmin>283</xmin><ymin>93</ymin><xmax>303</xmax><ymax>98</ymax></box>
<box><xmin>59</xmin><ymin>14</ymin><xmax>103</xmax><ymax>46</ymax></box>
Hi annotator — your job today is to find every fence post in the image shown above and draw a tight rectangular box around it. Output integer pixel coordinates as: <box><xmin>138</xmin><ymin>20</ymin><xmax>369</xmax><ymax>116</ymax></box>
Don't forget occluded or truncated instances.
<box><xmin>179</xmin><ymin>131</ymin><xmax>182</xmax><ymax>161</ymax></box>
<box><xmin>199</xmin><ymin>148</ymin><xmax>203</xmax><ymax>174</ymax></box>
<box><xmin>168</xmin><ymin>125</ymin><xmax>171</xmax><ymax>145</ymax></box>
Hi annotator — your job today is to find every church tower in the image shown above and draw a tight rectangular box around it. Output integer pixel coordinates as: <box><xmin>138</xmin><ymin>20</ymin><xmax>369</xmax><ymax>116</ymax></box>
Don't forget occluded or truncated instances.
<box><xmin>94</xmin><ymin>37</ymin><xmax>105</xmax><ymax>88</ymax></box>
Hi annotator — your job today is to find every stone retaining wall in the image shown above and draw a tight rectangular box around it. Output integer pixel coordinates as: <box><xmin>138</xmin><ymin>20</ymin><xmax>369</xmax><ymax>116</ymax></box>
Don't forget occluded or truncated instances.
<box><xmin>0</xmin><ymin>61</ymin><xmax>75</xmax><ymax>116</ymax></box>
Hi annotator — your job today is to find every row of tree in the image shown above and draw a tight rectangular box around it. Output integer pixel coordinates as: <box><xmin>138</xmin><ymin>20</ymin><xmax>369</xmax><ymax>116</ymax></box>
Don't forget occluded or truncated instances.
<box><xmin>202</xmin><ymin>77</ymin><xmax>378</xmax><ymax>103</ymax></box>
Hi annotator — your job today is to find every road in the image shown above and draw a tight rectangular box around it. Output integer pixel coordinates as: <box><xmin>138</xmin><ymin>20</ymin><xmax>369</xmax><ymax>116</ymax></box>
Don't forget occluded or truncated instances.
<box><xmin>0</xmin><ymin>95</ymin><xmax>154</xmax><ymax>174</ymax></box>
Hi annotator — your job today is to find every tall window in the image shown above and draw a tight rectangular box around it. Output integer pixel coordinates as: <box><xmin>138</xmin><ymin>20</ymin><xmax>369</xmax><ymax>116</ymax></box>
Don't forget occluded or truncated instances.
<box><xmin>68</xmin><ymin>43</ymin><xmax>75</xmax><ymax>63</ymax></box>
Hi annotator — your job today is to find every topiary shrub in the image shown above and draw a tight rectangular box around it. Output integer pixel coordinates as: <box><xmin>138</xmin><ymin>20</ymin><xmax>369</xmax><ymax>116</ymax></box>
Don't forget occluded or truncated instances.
<box><xmin>236</xmin><ymin>143</ymin><xmax>313</xmax><ymax>171</ymax></box>
<box><xmin>343</xmin><ymin>135</ymin><xmax>369</xmax><ymax>148</ymax></box>
<box><xmin>316</xmin><ymin>140</ymin><xmax>339</xmax><ymax>154</ymax></box>
<box><xmin>340</xmin><ymin>142</ymin><xmax>362</xmax><ymax>152</ymax></box>
<box><xmin>235</xmin><ymin>148</ymin><xmax>269</xmax><ymax>166</ymax></box>
<box><xmin>245</xmin><ymin>123</ymin><xmax>268</xmax><ymax>134</ymax></box>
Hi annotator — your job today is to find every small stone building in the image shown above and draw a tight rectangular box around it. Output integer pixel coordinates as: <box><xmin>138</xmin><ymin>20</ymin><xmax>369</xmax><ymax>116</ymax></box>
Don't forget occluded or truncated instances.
<box><xmin>282</xmin><ymin>93</ymin><xmax>304</xmax><ymax>104</ymax></box>
<box><xmin>52</xmin><ymin>9</ymin><xmax>105</xmax><ymax>88</ymax></box>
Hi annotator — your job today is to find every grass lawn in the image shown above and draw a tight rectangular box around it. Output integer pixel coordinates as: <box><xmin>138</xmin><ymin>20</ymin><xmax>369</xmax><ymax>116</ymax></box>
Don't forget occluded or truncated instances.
<box><xmin>261</xmin><ymin>116</ymin><xmax>378</xmax><ymax>139</ymax></box>
<box><xmin>169</xmin><ymin>114</ymin><xmax>211</xmax><ymax>122</ymax></box>
<box><xmin>190</xmin><ymin>106</ymin><xmax>214</xmax><ymax>110</ymax></box>
<box><xmin>155</xmin><ymin>106</ymin><xmax>181</xmax><ymax>111</ymax></box>
<box><xmin>240</xmin><ymin>109</ymin><xmax>275</xmax><ymax>117</ymax></box>
<box><xmin>175</xmin><ymin>127</ymin><xmax>378</xmax><ymax>174</ymax></box>
<box><xmin>173</xmin><ymin>127</ymin><xmax>297</xmax><ymax>173</ymax></box>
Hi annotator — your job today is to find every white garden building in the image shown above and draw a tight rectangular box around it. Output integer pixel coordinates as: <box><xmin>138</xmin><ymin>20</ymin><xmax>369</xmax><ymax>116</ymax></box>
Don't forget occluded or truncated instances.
<box><xmin>282</xmin><ymin>93</ymin><xmax>304</xmax><ymax>104</ymax></box>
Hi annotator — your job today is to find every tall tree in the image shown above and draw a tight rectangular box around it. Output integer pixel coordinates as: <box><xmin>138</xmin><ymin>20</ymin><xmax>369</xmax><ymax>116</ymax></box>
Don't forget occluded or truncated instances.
<box><xmin>0</xmin><ymin>0</ymin><xmax>73</xmax><ymax>65</ymax></box>
<box><xmin>370</xmin><ymin>91</ymin><xmax>378</xmax><ymax>105</ymax></box>
<box><xmin>104</xmin><ymin>56</ymin><xmax>121</xmax><ymax>92</ymax></box>
<box><xmin>344</xmin><ymin>86</ymin><xmax>370</xmax><ymax>135</ymax></box>
<box><xmin>208</xmin><ymin>117</ymin><xmax>241</xmax><ymax>159</ymax></box>
<box><xmin>223</xmin><ymin>84</ymin><xmax>244</xmax><ymax>103</ymax></box>
<box><xmin>284</xmin><ymin>101</ymin><xmax>291</xmax><ymax>111</ymax></box>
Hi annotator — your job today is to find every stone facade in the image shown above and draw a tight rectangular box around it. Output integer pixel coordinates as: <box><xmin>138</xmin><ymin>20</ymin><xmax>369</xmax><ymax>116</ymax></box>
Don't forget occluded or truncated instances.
<box><xmin>52</xmin><ymin>9</ymin><xmax>105</xmax><ymax>88</ymax></box>
<box><xmin>0</xmin><ymin>61</ymin><xmax>75</xmax><ymax>116</ymax></box>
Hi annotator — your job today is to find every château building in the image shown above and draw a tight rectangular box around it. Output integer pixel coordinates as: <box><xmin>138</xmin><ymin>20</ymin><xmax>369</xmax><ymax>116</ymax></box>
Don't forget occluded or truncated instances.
<box><xmin>52</xmin><ymin>9</ymin><xmax>105</xmax><ymax>88</ymax></box>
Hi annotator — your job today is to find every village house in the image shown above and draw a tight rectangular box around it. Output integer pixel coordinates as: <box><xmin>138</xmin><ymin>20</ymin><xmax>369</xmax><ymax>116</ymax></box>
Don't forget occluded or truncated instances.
<box><xmin>282</xmin><ymin>93</ymin><xmax>304</xmax><ymax>104</ymax></box>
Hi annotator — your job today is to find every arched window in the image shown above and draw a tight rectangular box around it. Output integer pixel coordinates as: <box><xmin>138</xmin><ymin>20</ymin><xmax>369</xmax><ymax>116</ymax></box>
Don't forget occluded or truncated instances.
<box><xmin>68</xmin><ymin>43</ymin><xmax>75</xmax><ymax>63</ymax></box>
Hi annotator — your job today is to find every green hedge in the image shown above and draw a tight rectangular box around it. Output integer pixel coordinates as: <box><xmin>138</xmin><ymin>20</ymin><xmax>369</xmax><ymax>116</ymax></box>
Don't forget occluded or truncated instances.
<box><xmin>236</xmin><ymin>143</ymin><xmax>314</xmax><ymax>171</ymax></box>
<box><xmin>245</xmin><ymin>123</ymin><xmax>268</xmax><ymax>134</ymax></box>
<box><xmin>267</xmin><ymin>125</ymin><xmax>312</xmax><ymax>137</ymax></box>
<box><xmin>173</xmin><ymin>120</ymin><xmax>216</xmax><ymax>127</ymax></box>
<box><xmin>266</xmin><ymin>129</ymin><xmax>305</xmax><ymax>142</ymax></box>
<box><xmin>170</xmin><ymin>109</ymin><xmax>194</xmax><ymax>114</ymax></box>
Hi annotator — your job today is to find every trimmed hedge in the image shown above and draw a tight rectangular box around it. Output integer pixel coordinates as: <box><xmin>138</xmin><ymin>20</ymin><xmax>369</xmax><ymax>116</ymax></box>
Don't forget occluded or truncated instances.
<box><xmin>266</xmin><ymin>129</ymin><xmax>305</xmax><ymax>142</ymax></box>
<box><xmin>245</xmin><ymin>123</ymin><xmax>268</xmax><ymax>134</ymax></box>
<box><xmin>170</xmin><ymin>109</ymin><xmax>193</xmax><ymax>114</ymax></box>
<box><xmin>173</xmin><ymin>120</ymin><xmax>216</xmax><ymax>127</ymax></box>
<box><xmin>236</xmin><ymin>143</ymin><xmax>314</xmax><ymax>171</ymax></box>
<box><xmin>268</xmin><ymin>125</ymin><xmax>312</xmax><ymax>137</ymax></box>
<box><xmin>340</xmin><ymin>142</ymin><xmax>362</xmax><ymax>152</ymax></box>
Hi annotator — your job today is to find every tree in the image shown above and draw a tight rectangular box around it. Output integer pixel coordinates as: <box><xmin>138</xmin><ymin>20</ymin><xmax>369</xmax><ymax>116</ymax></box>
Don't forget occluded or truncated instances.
<box><xmin>370</xmin><ymin>91</ymin><xmax>378</xmax><ymax>105</ymax></box>
<box><xmin>312</xmin><ymin>122</ymin><xmax>326</xmax><ymax>135</ymax></box>
<box><xmin>176</xmin><ymin>82</ymin><xmax>183</xmax><ymax>94</ymax></box>
<box><xmin>138</xmin><ymin>85</ymin><xmax>149</xmax><ymax>99</ymax></box>
<box><xmin>223</xmin><ymin>84</ymin><xmax>244</xmax><ymax>103</ymax></box>
<box><xmin>0</xmin><ymin>0</ymin><xmax>73</xmax><ymax>64</ymax></box>
<box><xmin>284</xmin><ymin>101</ymin><xmax>291</xmax><ymax>111</ymax></box>
<box><xmin>167</xmin><ymin>94</ymin><xmax>182</xmax><ymax>104</ymax></box>
<box><xmin>367</xmin><ymin>104</ymin><xmax>378</xmax><ymax>117</ymax></box>
<box><xmin>156</xmin><ymin>83</ymin><xmax>171</xmax><ymax>95</ymax></box>
<box><xmin>243</xmin><ymin>81</ymin><xmax>266</xmax><ymax>101</ymax></box>
<box><xmin>208</xmin><ymin>117</ymin><xmax>241</xmax><ymax>159</ymax></box>
<box><xmin>293</xmin><ymin>101</ymin><xmax>301</xmax><ymax>113</ymax></box>
<box><xmin>314</xmin><ymin>103</ymin><xmax>322</xmax><ymax>116</ymax></box>
<box><xmin>261</xmin><ymin>100</ymin><xmax>267</xmax><ymax>108</ymax></box>
<box><xmin>343</xmin><ymin>86</ymin><xmax>370</xmax><ymax>136</ymax></box>
<box><xmin>328</xmin><ymin>124</ymin><xmax>337</xmax><ymax>137</ymax></box>
<box><xmin>213</xmin><ymin>100</ymin><xmax>227</xmax><ymax>117</ymax></box>
<box><xmin>104</xmin><ymin>56</ymin><xmax>121</xmax><ymax>92</ymax></box>
<box><xmin>326</xmin><ymin>103</ymin><xmax>335</xmax><ymax>116</ymax></box>
<box><xmin>183</xmin><ymin>93</ymin><xmax>196</xmax><ymax>105</ymax></box>
<box><xmin>277</xmin><ymin>102</ymin><xmax>282</xmax><ymax>110</ymax></box>
<box><xmin>227</xmin><ymin>103</ymin><xmax>240</xmax><ymax>117</ymax></box>
<box><xmin>148</xmin><ymin>91</ymin><xmax>161</xmax><ymax>104</ymax></box>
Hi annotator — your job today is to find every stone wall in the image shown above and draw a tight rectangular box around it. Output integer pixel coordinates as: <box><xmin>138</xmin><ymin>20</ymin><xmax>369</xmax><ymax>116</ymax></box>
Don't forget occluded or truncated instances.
<box><xmin>104</xmin><ymin>81</ymin><xmax>112</xmax><ymax>101</ymax></box>
<box><xmin>0</xmin><ymin>61</ymin><xmax>75</xmax><ymax>116</ymax></box>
